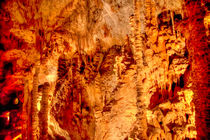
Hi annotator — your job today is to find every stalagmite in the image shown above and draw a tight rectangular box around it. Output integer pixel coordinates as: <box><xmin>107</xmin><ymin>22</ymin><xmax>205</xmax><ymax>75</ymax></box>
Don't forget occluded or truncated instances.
<box><xmin>39</xmin><ymin>82</ymin><xmax>50</xmax><ymax>140</ymax></box>
<box><xmin>31</xmin><ymin>62</ymin><xmax>40</xmax><ymax>140</ymax></box>
<box><xmin>22</xmin><ymin>79</ymin><xmax>29</xmax><ymax>140</ymax></box>
<box><xmin>130</xmin><ymin>0</ymin><xmax>148</xmax><ymax>139</ymax></box>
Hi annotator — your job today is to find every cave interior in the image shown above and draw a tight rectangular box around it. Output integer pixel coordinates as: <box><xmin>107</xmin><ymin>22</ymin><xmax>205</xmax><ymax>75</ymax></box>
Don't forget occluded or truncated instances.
<box><xmin>0</xmin><ymin>0</ymin><xmax>209</xmax><ymax>140</ymax></box>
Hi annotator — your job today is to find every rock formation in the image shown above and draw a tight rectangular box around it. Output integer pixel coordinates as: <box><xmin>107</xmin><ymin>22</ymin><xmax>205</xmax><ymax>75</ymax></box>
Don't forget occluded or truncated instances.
<box><xmin>0</xmin><ymin>0</ymin><xmax>208</xmax><ymax>140</ymax></box>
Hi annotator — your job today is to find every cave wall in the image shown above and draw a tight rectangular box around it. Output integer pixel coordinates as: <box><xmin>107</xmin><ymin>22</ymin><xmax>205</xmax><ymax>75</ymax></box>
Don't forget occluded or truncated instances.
<box><xmin>0</xmin><ymin>0</ymin><xmax>209</xmax><ymax>140</ymax></box>
<box><xmin>183</xmin><ymin>0</ymin><xmax>209</xmax><ymax>138</ymax></box>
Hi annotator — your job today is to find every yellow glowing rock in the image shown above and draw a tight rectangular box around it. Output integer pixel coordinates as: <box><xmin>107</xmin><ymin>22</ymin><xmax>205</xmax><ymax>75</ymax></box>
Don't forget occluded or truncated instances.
<box><xmin>183</xmin><ymin>89</ymin><xmax>194</xmax><ymax>105</ymax></box>
<box><xmin>13</xmin><ymin>98</ymin><xmax>19</xmax><ymax>105</ymax></box>
<box><xmin>37</xmin><ymin>101</ymin><xmax>41</xmax><ymax>111</ymax></box>
<box><xmin>146</xmin><ymin>110</ymin><xmax>154</xmax><ymax>124</ymax></box>
<box><xmin>188</xmin><ymin>130</ymin><xmax>197</xmax><ymax>138</ymax></box>
<box><xmin>12</xmin><ymin>134</ymin><xmax>22</xmax><ymax>140</ymax></box>
<box><xmin>173</xmin><ymin>102</ymin><xmax>186</xmax><ymax>111</ymax></box>
<box><xmin>159</xmin><ymin>101</ymin><xmax>172</xmax><ymax>110</ymax></box>
<box><xmin>204</xmin><ymin>13</ymin><xmax>210</xmax><ymax>36</ymax></box>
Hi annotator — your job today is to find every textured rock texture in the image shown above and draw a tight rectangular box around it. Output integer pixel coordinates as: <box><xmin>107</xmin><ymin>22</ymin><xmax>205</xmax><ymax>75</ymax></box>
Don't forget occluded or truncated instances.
<box><xmin>0</xmin><ymin>0</ymin><xmax>208</xmax><ymax>140</ymax></box>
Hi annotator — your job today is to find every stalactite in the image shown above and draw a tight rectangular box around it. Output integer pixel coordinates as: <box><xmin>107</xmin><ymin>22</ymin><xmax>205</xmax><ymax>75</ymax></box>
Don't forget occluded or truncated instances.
<box><xmin>170</xmin><ymin>11</ymin><xmax>175</xmax><ymax>35</ymax></box>
<box><xmin>150</xmin><ymin>0</ymin><xmax>157</xmax><ymax>27</ymax></box>
<box><xmin>114</xmin><ymin>53</ymin><xmax>125</xmax><ymax>79</ymax></box>
<box><xmin>129</xmin><ymin>15</ymin><xmax>136</xmax><ymax>57</ymax></box>
<box><xmin>145</xmin><ymin>0</ymin><xmax>151</xmax><ymax>25</ymax></box>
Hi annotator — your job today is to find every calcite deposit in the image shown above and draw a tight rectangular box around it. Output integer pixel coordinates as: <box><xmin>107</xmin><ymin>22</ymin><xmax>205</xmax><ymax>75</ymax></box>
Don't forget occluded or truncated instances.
<box><xmin>0</xmin><ymin>0</ymin><xmax>208</xmax><ymax>140</ymax></box>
